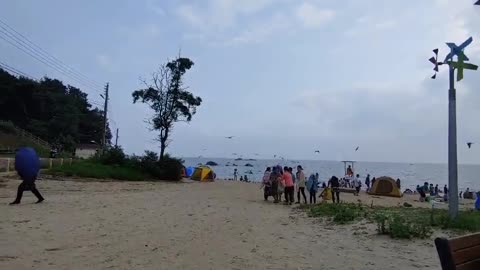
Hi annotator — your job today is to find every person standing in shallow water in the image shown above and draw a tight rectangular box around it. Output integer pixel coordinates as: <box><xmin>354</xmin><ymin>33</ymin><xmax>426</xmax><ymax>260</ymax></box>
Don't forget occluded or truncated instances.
<box><xmin>233</xmin><ymin>168</ymin><xmax>238</xmax><ymax>181</ymax></box>
<box><xmin>10</xmin><ymin>147</ymin><xmax>44</xmax><ymax>205</ymax></box>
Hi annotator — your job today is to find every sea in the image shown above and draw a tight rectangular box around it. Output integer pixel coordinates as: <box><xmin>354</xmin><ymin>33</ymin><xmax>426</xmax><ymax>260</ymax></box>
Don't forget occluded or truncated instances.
<box><xmin>183</xmin><ymin>158</ymin><xmax>480</xmax><ymax>192</ymax></box>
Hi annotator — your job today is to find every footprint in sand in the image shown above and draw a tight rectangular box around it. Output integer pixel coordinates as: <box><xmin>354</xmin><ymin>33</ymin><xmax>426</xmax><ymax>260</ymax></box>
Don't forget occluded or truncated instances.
<box><xmin>0</xmin><ymin>256</ymin><xmax>18</xmax><ymax>261</ymax></box>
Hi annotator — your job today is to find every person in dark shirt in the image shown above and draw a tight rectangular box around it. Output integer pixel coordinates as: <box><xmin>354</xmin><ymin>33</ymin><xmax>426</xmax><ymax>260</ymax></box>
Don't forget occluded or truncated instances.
<box><xmin>444</xmin><ymin>185</ymin><xmax>448</xmax><ymax>194</ymax></box>
<box><xmin>416</xmin><ymin>184</ymin><xmax>426</xmax><ymax>202</ymax></box>
<box><xmin>10</xmin><ymin>147</ymin><xmax>44</xmax><ymax>205</ymax></box>
<box><xmin>434</xmin><ymin>184</ymin><xmax>439</xmax><ymax>196</ymax></box>
<box><xmin>365</xmin><ymin>174</ymin><xmax>371</xmax><ymax>190</ymax></box>
<box><xmin>396</xmin><ymin>178</ymin><xmax>401</xmax><ymax>189</ymax></box>
<box><xmin>328</xmin><ymin>176</ymin><xmax>340</xmax><ymax>203</ymax></box>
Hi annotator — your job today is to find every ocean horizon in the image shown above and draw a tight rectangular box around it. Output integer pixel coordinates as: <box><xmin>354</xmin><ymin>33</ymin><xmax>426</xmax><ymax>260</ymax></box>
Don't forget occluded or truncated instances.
<box><xmin>182</xmin><ymin>157</ymin><xmax>480</xmax><ymax>192</ymax></box>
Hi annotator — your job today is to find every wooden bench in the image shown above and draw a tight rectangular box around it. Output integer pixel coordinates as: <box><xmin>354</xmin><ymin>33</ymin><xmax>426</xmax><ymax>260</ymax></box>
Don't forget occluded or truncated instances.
<box><xmin>435</xmin><ymin>233</ymin><xmax>480</xmax><ymax>270</ymax></box>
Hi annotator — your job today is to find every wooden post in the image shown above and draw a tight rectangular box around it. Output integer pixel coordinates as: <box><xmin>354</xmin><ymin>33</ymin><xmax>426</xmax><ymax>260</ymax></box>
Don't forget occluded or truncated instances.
<box><xmin>60</xmin><ymin>158</ymin><xmax>63</xmax><ymax>166</ymax></box>
<box><xmin>49</xmin><ymin>158</ymin><xmax>52</xmax><ymax>169</ymax></box>
<box><xmin>6</xmin><ymin>158</ymin><xmax>10</xmax><ymax>172</ymax></box>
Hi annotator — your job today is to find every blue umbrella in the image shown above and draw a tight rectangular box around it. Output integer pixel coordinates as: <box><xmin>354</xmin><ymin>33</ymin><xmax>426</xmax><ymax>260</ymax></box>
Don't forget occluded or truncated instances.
<box><xmin>15</xmin><ymin>147</ymin><xmax>40</xmax><ymax>180</ymax></box>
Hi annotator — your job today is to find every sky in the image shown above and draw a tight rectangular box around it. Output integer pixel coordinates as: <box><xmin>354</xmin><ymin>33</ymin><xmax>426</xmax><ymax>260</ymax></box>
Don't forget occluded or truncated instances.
<box><xmin>1</xmin><ymin>0</ymin><xmax>480</xmax><ymax>164</ymax></box>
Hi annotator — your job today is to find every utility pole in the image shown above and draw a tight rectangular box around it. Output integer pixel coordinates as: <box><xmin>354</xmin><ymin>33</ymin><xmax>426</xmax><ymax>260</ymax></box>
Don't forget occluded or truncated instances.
<box><xmin>115</xmin><ymin>128</ymin><xmax>119</xmax><ymax>147</ymax></box>
<box><xmin>102</xmin><ymin>83</ymin><xmax>109</xmax><ymax>151</ymax></box>
<box><xmin>447</xmin><ymin>58</ymin><xmax>459</xmax><ymax>218</ymax></box>
<box><xmin>429</xmin><ymin>37</ymin><xmax>477</xmax><ymax>219</ymax></box>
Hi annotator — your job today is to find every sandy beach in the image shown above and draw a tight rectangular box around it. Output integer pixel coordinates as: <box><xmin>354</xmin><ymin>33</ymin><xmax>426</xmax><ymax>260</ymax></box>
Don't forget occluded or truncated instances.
<box><xmin>1</xmin><ymin>176</ymin><xmax>472</xmax><ymax>270</ymax></box>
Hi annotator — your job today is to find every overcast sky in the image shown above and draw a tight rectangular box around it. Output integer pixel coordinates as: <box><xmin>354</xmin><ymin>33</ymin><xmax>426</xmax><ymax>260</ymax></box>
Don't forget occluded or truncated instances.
<box><xmin>1</xmin><ymin>0</ymin><xmax>480</xmax><ymax>163</ymax></box>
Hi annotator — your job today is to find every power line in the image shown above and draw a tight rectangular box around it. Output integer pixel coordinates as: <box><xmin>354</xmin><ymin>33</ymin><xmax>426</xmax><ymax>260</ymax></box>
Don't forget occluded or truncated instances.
<box><xmin>0</xmin><ymin>31</ymin><xmax>104</xmax><ymax>96</ymax></box>
<box><xmin>0</xmin><ymin>28</ymin><xmax>103</xmax><ymax>94</ymax></box>
<box><xmin>0</xmin><ymin>29</ymin><xmax>100</xmax><ymax>96</ymax></box>
<box><xmin>0</xmin><ymin>61</ymin><xmax>37</xmax><ymax>80</ymax></box>
<box><xmin>0</xmin><ymin>60</ymin><xmax>102</xmax><ymax>108</ymax></box>
<box><xmin>0</xmin><ymin>19</ymin><xmax>104</xmax><ymax>89</ymax></box>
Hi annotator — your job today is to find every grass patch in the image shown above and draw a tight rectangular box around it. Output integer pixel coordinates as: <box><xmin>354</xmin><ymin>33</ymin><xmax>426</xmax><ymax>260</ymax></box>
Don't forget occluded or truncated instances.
<box><xmin>302</xmin><ymin>203</ymin><xmax>480</xmax><ymax>239</ymax></box>
<box><xmin>48</xmin><ymin>161</ymin><xmax>147</xmax><ymax>181</ymax></box>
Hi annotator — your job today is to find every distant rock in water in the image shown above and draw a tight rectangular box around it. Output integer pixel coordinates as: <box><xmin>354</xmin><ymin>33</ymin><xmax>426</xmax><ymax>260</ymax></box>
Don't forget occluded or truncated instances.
<box><xmin>246</xmin><ymin>159</ymin><xmax>257</xmax><ymax>161</ymax></box>
<box><xmin>206</xmin><ymin>161</ymin><xmax>218</xmax><ymax>166</ymax></box>
<box><xmin>234</xmin><ymin>158</ymin><xmax>243</xmax><ymax>161</ymax></box>
<box><xmin>232</xmin><ymin>164</ymin><xmax>238</xmax><ymax>167</ymax></box>
<box><xmin>245</xmin><ymin>170</ymin><xmax>253</xmax><ymax>174</ymax></box>
<box><xmin>245</xmin><ymin>163</ymin><xmax>254</xmax><ymax>167</ymax></box>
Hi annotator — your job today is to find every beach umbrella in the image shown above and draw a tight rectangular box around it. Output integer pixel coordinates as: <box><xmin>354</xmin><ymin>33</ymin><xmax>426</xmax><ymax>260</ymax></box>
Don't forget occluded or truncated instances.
<box><xmin>15</xmin><ymin>147</ymin><xmax>40</xmax><ymax>179</ymax></box>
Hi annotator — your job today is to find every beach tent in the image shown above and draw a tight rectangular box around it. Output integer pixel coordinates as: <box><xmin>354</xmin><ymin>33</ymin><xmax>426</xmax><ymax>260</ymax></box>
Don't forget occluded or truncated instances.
<box><xmin>368</xmin><ymin>176</ymin><xmax>402</xmax><ymax>197</ymax></box>
<box><xmin>191</xmin><ymin>166</ymin><xmax>215</xmax><ymax>182</ymax></box>
<box><xmin>186</xmin><ymin>166</ymin><xmax>195</xmax><ymax>177</ymax></box>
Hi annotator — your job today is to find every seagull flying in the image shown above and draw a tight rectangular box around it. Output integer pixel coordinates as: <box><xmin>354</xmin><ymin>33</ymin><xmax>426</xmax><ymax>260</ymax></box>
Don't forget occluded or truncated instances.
<box><xmin>355</xmin><ymin>146</ymin><xmax>359</xmax><ymax>151</ymax></box>
<box><xmin>467</xmin><ymin>142</ymin><xmax>474</xmax><ymax>149</ymax></box>
<box><xmin>314</xmin><ymin>150</ymin><xmax>320</xmax><ymax>154</ymax></box>
<box><xmin>225</xmin><ymin>136</ymin><xmax>234</xmax><ymax>139</ymax></box>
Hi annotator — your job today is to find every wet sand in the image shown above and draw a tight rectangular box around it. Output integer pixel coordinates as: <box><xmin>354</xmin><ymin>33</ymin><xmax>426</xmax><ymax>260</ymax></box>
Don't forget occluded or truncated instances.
<box><xmin>0</xmin><ymin>176</ymin><xmax>469</xmax><ymax>270</ymax></box>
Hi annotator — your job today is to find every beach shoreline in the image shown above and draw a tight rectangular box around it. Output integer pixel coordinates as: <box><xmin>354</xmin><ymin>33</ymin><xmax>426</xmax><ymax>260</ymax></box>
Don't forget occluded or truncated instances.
<box><xmin>0</xmin><ymin>177</ymin><xmax>474</xmax><ymax>270</ymax></box>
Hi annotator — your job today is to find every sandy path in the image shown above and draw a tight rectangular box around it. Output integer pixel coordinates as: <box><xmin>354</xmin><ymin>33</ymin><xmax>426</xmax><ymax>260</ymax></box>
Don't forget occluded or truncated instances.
<box><xmin>0</xmin><ymin>177</ymin><xmax>443</xmax><ymax>270</ymax></box>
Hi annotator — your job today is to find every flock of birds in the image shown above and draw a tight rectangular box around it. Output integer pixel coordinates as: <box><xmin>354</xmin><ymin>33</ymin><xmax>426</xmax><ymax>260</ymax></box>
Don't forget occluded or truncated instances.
<box><xmin>220</xmin><ymin>136</ymin><xmax>476</xmax><ymax>159</ymax></box>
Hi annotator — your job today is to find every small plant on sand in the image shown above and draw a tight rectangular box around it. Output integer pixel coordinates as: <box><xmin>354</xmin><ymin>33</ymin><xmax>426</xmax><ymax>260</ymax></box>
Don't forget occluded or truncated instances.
<box><xmin>387</xmin><ymin>214</ymin><xmax>432</xmax><ymax>239</ymax></box>
<box><xmin>307</xmin><ymin>203</ymin><xmax>366</xmax><ymax>224</ymax></box>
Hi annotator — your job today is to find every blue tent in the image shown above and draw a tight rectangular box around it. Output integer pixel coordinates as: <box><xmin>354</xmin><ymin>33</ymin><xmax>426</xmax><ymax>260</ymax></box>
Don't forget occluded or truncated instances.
<box><xmin>186</xmin><ymin>166</ymin><xmax>195</xmax><ymax>177</ymax></box>
<box><xmin>475</xmin><ymin>192</ymin><xmax>480</xmax><ymax>211</ymax></box>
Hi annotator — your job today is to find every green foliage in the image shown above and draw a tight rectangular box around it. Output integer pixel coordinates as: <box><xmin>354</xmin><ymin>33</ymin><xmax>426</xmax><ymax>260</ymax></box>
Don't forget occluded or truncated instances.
<box><xmin>136</xmin><ymin>152</ymin><xmax>183</xmax><ymax>181</ymax></box>
<box><xmin>0</xmin><ymin>69</ymin><xmax>111</xmax><ymax>152</ymax></box>
<box><xmin>308</xmin><ymin>203</ymin><xmax>366</xmax><ymax>224</ymax></box>
<box><xmin>49</xmin><ymin>161</ymin><xmax>145</xmax><ymax>181</ymax></box>
<box><xmin>48</xmin><ymin>149</ymin><xmax>184</xmax><ymax>182</ymax></box>
<box><xmin>91</xmin><ymin>146</ymin><xmax>127</xmax><ymax>165</ymax></box>
<box><xmin>132</xmin><ymin>56</ymin><xmax>202</xmax><ymax>160</ymax></box>
<box><xmin>303</xmin><ymin>203</ymin><xmax>479</xmax><ymax>239</ymax></box>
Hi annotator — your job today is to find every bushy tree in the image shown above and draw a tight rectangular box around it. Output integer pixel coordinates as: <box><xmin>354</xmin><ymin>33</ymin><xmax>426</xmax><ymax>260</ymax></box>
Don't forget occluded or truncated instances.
<box><xmin>132</xmin><ymin>57</ymin><xmax>202</xmax><ymax>160</ymax></box>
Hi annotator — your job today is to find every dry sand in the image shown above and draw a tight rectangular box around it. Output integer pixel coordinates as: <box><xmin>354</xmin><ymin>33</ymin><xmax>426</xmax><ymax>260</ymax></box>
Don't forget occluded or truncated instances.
<box><xmin>0</xmin><ymin>176</ymin><xmax>471</xmax><ymax>270</ymax></box>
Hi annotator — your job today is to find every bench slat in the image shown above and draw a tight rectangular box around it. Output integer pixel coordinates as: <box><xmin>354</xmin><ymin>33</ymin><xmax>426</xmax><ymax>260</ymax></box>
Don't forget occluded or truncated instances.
<box><xmin>456</xmin><ymin>258</ymin><xmax>480</xmax><ymax>270</ymax></box>
<box><xmin>453</xmin><ymin>245</ymin><xmax>480</xmax><ymax>265</ymax></box>
<box><xmin>450</xmin><ymin>234</ymin><xmax>480</xmax><ymax>251</ymax></box>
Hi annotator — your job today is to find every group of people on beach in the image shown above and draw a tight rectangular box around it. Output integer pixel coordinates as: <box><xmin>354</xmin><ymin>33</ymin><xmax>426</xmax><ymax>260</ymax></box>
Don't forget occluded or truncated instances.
<box><xmin>261</xmin><ymin>165</ymin><xmax>343</xmax><ymax>205</ymax></box>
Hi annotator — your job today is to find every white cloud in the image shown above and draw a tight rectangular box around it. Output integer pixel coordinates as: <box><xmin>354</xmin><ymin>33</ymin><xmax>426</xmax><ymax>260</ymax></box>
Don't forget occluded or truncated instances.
<box><xmin>225</xmin><ymin>13</ymin><xmax>291</xmax><ymax>46</ymax></box>
<box><xmin>176</xmin><ymin>4</ymin><xmax>204</xmax><ymax>27</ymax></box>
<box><xmin>295</xmin><ymin>2</ymin><xmax>335</xmax><ymax>28</ymax></box>
<box><xmin>146</xmin><ymin>0</ymin><xmax>165</xmax><ymax>16</ymax></box>
<box><xmin>96</xmin><ymin>54</ymin><xmax>116</xmax><ymax>72</ymax></box>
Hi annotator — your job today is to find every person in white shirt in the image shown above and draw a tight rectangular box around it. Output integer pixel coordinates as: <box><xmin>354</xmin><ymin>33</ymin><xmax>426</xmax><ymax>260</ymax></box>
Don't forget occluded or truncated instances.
<box><xmin>354</xmin><ymin>174</ymin><xmax>362</xmax><ymax>195</ymax></box>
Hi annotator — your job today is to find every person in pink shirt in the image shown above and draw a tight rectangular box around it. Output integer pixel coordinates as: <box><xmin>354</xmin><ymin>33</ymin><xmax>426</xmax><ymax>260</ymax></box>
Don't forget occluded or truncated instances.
<box><xmin>283</xmin><ymin>166</ymin><xmax>295</xmax><ymax>205</ymax></box>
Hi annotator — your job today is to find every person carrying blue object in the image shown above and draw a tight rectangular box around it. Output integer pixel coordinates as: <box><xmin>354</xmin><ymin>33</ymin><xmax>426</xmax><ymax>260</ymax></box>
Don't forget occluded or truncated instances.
<box><xmin>10</xmin><ymin>147</ymin><xmax>44</xmax><ymax>205</ymax></box>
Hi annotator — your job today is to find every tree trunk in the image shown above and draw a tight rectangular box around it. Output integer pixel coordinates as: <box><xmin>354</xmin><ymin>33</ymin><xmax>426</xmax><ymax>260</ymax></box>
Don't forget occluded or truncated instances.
<box><xmin>160</xmin><ymin>142</ymin><xmax>166</xmax><ymax>161</ymax></box>
<box><xmin>159</xmin><ymin>127</ymin><xmax>169</xmax><ymax>161</ymax></box>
